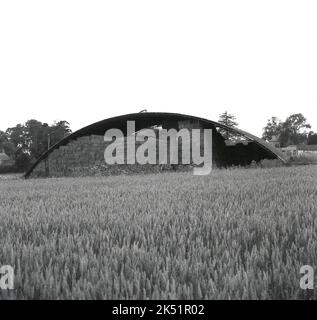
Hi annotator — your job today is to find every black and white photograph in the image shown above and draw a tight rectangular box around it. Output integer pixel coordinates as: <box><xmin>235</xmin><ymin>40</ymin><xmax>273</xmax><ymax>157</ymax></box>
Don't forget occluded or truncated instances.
<box><xmin>0</xmin><ymin>0</ymin><xmax>317</xmax><ymax>313</ymax></box>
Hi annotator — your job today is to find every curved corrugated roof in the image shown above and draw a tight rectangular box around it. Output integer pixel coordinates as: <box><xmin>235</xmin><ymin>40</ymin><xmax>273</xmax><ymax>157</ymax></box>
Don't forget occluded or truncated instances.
<box><xmin>25</xmin><ymin>112</ymin><xmax>287</xmax><ymax>178</ymax></box>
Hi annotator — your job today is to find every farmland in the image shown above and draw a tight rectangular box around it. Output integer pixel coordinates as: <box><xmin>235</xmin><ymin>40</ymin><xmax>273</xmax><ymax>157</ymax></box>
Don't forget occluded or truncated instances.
<box><xmin>0</xmin><ymin>166</ymin><xmax>317</xmax><ymax>299</ymax></box>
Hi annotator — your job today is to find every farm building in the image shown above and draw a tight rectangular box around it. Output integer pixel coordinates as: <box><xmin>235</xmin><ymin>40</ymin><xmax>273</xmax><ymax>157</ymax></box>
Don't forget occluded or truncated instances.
<box><xmin>281</xmin><ymin>145</ymin><xmax>298</xmax><ymax>157</ymax></box>
<box><xmin>25</xmin><ymin>112</ymin><xmax>286</xmax><ymax>178</ymax></box>
<box><xmin>0</xmin><ymin>149</ymin><xmax>14</xmax><ymax>168</ymax></box>
<box><xmin>280</xmin><ymin>144</ymin><xmax>317</xmax><ymax>158</ymax></box>
<box><xmin>269</xmin><ymin>135</ymin><xmax>281</xmax><ymax>149</ymax></box>
<box><xmin>298</xmin><ymin>144</ymin><xmax>317</xmax><ymax>155</ymax></box>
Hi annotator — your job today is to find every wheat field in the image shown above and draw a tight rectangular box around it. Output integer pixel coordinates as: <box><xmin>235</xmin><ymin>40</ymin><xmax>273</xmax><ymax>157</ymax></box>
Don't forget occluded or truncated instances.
<box><xmin>0</xmin><ymin>166</ymin><xmax>317</xmax><ymax>299</ymax></box>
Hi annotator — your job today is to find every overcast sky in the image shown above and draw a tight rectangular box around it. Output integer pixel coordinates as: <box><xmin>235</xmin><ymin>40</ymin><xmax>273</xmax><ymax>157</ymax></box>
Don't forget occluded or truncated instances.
<box><xmin>1</xmin><ymin>0</ymin><xmax>316</xmax><ymax>137</ymax></box>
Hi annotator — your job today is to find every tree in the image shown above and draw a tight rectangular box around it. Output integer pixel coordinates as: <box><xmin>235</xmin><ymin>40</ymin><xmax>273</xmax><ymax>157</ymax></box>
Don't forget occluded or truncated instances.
<box><xmin>308</xmin><ymin>132</ymin><xmax>317</xmax><ymax>145</ymax></box>
<box><xmin>218</xmin><ymin>111</ymin><xmax>238</xmax><ymax>140</ymax></box>
<box><xmin>262</xmin><ymin>117</ymin><xmax>282</xmax><ymax>141</ymax></box>
<box><xmin>0</xmin><ymin>130</ymin><xmax>9</xmax><ymax>150</ymax></box>
<box><xmin>279</xmin><ymin>113</ymin><xmax>311</xmax><ymax>146</ymax></box>
<box><xmin>0</xmin><ymin>131</ymin><xmax>16</xmax><ymax>159</ymax></box>
<box><xmin>262</xmin><ymin>113</ymin><xmax>311</xmax><ymax>147</ymax></box>
<box><xmin>25</xmin><ymin>119</ymin><xmax>49</xmax><ymax>159</ymax></box>
<box><xmin>6</xmin><ymin>124</ymin><xmax>28</xmax><ymax>151</ymax></box>
<box><xmin>4</xmin><ymin>119</ymin><xmax>72</xmax><ymax>171</ymax></box>
<box><xmin>284</xmin><ymin>113</ymin><xmax>311</xmax><ymax>133</ymax></box>
<box><xmin>48</xmin><ymin>121</ymin><xmax>72</xmax><ymax>147</ymax></box>
<box><xmin>15</xmin><ymin>152</ymin><xmax>32</xmax><ymax>171</ymax></box>
<box><xmin>1</xmin><ymin>129</ymin><xmax>28</xmax><ymax>171</ymax></box>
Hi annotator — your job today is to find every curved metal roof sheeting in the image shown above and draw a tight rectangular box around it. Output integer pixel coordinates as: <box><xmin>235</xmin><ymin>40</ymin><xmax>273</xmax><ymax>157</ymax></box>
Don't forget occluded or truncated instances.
<box><xmin>24</xmin><ymin>112</ymin><xmax>287</xmax><ymax>178</ymax></box>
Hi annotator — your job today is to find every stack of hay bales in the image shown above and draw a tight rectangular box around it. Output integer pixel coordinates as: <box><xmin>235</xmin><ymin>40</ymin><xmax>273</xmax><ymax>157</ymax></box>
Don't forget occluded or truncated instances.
<box><xmin>29</xmin><ymin>129</ymin><xmax>213</xmax><ymax>178</ymax></box>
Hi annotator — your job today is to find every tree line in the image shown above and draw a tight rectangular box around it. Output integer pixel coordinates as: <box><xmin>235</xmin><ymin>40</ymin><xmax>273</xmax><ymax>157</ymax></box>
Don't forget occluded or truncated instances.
<box><xmin>262</xmin><ymin>113</ymin><xmax>317</xmax><ymax>147</ymax></box>
<box><xmin>218</xmin><ymin>111</ymin><xmax>317</xmax><ymax>147</ymax></box>
<box><xmin>0</xmin><ymin>120</ymin><xmax>71</xmax><ymax>171</ymax></box>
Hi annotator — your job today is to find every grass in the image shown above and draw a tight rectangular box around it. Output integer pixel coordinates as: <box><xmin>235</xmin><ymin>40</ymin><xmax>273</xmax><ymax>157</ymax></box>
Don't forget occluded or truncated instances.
<box><xmin>0</xmin><ymin>166</ymin><xmax>317</xmax><ymax>299</ymax></box>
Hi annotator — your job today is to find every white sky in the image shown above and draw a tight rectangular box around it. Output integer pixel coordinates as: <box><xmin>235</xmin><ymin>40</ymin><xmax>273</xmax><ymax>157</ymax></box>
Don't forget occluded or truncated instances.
<box><xmin>1</xmin><ymin>0</ymin><xmax>316</xmax><ymax>137</ymax></box>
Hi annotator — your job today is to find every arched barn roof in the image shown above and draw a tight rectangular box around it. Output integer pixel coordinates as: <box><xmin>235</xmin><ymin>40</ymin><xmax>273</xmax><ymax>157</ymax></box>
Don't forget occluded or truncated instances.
<box><xmin>24</xmin><ymin>112</ymin><xmax>287</xmax><ymax>178</ymax></box>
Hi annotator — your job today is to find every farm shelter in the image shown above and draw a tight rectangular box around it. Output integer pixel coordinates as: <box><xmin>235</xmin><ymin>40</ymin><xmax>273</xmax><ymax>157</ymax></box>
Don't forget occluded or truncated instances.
<box><xmin>0</xmin><ymin>148</ymin><xmax>15</xmax><ymax>168</ymax></box>
<box><xmin>24</xmin><ymin>112</ymin><xmax>286</xmax><ymax>178</ymax></box>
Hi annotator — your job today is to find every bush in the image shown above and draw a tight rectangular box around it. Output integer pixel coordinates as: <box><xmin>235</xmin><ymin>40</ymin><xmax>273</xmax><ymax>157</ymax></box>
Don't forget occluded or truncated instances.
<box><xmin>291</xmin><ymin>153</ymin><xmax>317</xmax><ymax>164</ymax></box>
<box><xmin>0</xmin><ymin>164</ymin><xmax>18</xmax><ymax>174</ymax></box>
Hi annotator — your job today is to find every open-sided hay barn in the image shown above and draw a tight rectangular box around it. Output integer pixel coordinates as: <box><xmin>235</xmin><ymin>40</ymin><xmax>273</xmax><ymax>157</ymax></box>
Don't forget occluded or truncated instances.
<box><xmin>25</xmin><ymin>112</ymin><xmax>286</xmax><ymax>178</ymax></box>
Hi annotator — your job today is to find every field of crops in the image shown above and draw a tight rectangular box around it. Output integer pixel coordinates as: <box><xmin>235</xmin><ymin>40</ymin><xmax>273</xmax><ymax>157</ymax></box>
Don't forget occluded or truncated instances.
<box><xmin>0</xmin><ymin>166</ymin><xmax>317</xmax><ymax>299</ymax></box>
